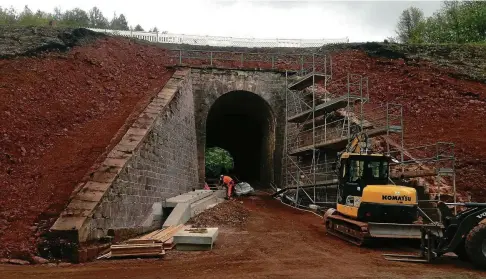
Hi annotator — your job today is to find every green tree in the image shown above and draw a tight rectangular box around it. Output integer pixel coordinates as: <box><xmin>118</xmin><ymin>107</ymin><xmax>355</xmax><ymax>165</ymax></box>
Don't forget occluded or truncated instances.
<box><xmin>0</xmin><ymin>6</ymin><xmax>18</xmax><ymax>24</ymax></box>
<box><xmin>134</xmin><ymin>24</ymin><xmax>144</xmax><ymax>31</ymax></box>
<box><xmin>53</xmin><ymin>6</ymin><xmax>63</xmax><ymax>21</ymax></box>
<box><xmin>63</xmin><ymin>8</ymin><xmax>89</xmax><ymax>27</ymax></box>
<box><xmin>205</xmin><ymin>147</ymin><xmax>234</xmax><ymax>177</ymax></box>
<box><xmin>88</xmin><ymin>7</ymin><xmax>108</xmax><ymax>28</ymax></box>
<box><xmin>396</xmin><ymin>6</ymin><xmax>425</xmax><ymax>43</ymax></box>
<box><xmin>110</xmin><ymin>13</ymin><xmax>129</xmax><ymax>30</ymax></box>
<box><xmin>394</xmin><ymin>1</ymin><xmax>486</xmax><ymax>44</ymax></box>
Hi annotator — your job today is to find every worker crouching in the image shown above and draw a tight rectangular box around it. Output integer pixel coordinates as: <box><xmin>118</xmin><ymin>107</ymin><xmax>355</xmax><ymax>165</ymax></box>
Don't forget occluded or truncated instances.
<box><xmin>220</xmin><ymin>175</ymin><xmax>235</xmax><ymax>199</ymax></box>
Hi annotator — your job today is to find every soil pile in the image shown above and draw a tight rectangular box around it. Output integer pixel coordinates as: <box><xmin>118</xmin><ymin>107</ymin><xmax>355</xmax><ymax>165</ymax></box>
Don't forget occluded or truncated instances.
<box><xmin>188</xmin><ymin>200</ymin><xmax>250</xmax><ymax>228</ymax></box>
<box><xmin>0</xmin><ymin>32</ymin><xmax>174</xmax><ymax>258</ymax></box>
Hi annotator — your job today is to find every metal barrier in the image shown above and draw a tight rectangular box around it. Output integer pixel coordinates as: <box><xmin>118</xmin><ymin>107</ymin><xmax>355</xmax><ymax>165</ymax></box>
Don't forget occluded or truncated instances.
<box><xmin>88</xmin><ymin>28</ymin><xmax>349</xmax><ymax>48</ymax></box>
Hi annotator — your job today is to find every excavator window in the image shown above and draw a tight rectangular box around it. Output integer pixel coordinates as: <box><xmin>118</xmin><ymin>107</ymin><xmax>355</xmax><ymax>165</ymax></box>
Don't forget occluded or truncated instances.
<box><xmin>349</xmin><ymin>160</ymin><xmax>364</xmax><ymax>182</ymax></box>
<box><xmin>347</xmin><ymin>158</ymin><xmax>389</xmax><ymax>183</ymax></box>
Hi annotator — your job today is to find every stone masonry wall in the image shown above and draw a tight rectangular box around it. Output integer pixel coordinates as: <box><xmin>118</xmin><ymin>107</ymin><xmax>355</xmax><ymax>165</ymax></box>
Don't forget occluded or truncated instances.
<box><xmin>86</xmin><ymin>70</ymin><xmax>198</xmax><ymax>240</ymax></box>
<box><xmin>51</xmin><ymin>69</ymin><xmax>198</xmax><ymax>244</ymax></box>
<box><xmin>191</xmin><ymin>68</ymin><xmax>287</xmax><ymax>188</ymax></box>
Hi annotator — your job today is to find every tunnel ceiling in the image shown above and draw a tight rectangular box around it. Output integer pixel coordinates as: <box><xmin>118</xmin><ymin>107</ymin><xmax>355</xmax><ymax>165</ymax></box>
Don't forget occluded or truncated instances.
<box><xmin>206</xmin><ymin>91</ymin><xmax>274</xmax><ymax>184</ymax></box>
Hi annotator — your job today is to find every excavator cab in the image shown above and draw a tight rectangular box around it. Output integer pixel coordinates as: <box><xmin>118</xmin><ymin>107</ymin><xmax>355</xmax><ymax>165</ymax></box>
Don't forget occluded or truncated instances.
<box><xmin>338</xmin><ymin>153</ymin><xmax>390</xmax><ymax>202</ymax></box>
<box><xmin>335</xmin><ymin>152</ymin><xmax>418</xmax><ymax>224</ymax></box>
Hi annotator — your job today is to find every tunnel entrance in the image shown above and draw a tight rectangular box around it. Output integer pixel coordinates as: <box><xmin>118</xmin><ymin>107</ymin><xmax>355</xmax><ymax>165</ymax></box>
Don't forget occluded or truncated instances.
<box><xmin>206</xmin><ymin>91</ymin><xmax>275</xmax><ymax>187</ymax></box>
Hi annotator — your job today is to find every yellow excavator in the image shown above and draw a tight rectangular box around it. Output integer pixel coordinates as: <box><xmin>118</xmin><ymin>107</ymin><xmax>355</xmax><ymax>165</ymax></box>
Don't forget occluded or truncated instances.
<box><xmin>323</xmin><ymin>132</ymin><xmax>436</xmax><ymax>245</ymax></box>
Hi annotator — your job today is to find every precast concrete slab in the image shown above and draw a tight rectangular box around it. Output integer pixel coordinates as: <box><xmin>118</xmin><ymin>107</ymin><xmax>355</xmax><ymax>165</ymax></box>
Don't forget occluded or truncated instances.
<box><xmin>174</xmin><ymin>228</ymin><xmax>218</xmax><ymax>251</ymax></box>
<box><xmin>162</xmin><ymin>202</ymin><xmax>191</xmax><ymax>228</ymax></box>
<box><xmin>165</xmin><ymin>190</ymin><xmax>214</xmax><ymax>207</ymax></box>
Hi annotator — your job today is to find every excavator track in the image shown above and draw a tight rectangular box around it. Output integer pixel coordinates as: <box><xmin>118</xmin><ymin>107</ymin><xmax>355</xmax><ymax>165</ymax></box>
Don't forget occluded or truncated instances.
<box><xmin>324</xmin><ymin>208</ymin><xmax>370</xmax><ymax>246</ymax></box>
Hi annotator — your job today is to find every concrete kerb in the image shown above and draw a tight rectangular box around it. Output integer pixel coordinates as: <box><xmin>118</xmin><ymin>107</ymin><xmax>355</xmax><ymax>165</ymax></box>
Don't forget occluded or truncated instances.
<box><xmin>50</xmin><ymin>69</ymin><xmax>190</xmax><ymax>243</ymax></box>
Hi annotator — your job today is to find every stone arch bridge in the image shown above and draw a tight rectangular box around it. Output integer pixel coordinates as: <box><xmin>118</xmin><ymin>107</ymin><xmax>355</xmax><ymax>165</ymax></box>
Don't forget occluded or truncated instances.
<box><xmin>51</xmin><ymin>66</ymin><xmax>290</xmax><ymax>257</ymax></box>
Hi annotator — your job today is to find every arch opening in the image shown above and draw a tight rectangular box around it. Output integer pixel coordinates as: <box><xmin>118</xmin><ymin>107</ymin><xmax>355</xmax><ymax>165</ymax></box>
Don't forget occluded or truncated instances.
<box><xmin>205</xmin><ymin>90</ymin><xmax>275</xmax><ymax>187</ymax></box>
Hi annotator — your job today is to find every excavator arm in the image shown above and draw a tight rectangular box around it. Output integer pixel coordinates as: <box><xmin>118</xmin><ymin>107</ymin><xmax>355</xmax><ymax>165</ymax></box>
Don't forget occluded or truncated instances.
<box><xmin>335</xmin><ymin>132</ymin><xmax>371</xmax><ymax>172</ymax></box>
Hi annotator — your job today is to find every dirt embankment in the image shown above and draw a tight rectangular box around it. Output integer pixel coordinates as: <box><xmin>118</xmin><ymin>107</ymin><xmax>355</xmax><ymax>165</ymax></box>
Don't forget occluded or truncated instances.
<box><xmin>0</xmin><ymin>28</ymin><xmax>174</xmax><ymax>259</ymax></box>
<box><xmin>330</xmin><ymin>49</ymin><xmax>486</xmax><ymax>199</ymax></box>
<box><xmin>320</xmin><ymin>42</ymin><xmax>486</xmax><ymax>83</ymax></box>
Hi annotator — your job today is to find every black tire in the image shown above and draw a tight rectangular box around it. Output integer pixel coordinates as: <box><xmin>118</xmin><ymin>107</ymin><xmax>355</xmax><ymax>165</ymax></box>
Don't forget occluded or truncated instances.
<box><xmin>454</xmin><ymin>241</ymin><xmax>470</xmax><ymax>262</ymax></box>
<box><xmin>465</xmin><ymin>223</ymin><xmax>486</xmax><ymax>268</ymax></box>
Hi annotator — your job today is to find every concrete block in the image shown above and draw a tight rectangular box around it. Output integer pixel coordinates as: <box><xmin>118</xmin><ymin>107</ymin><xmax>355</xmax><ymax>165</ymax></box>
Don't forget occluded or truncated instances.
<box><xmin>66</xmin><ymin>199</ymin><xmax>99</xmax><ymax>211</ymax></box>
<box><xmin>90</xmin><ymin>167</ymin><xmax>122</xmax><ymax>184</ymax></box>
<box><xmin>102</xmin><ymin>158</ymin><xmax>129</xmax><ymax>168</ymax></box>
<box><xmin>84</xmin><ymin>181</ymin><xmax>112</xmax><ymax>192</ymax></box>
<box><xmin>174</xmin><ymin>228</ymin><xmax>218</xmax><ymax>250</ymax></box>
<box><xmin>51</xmin><ymin>216</ymin><xmax>86</xmax><ymax>231</ymax></box>
<box><xmin>165</xmin><ymin>190</ymin><xmax>214</xmax><ymax>207</ymax></box>
<box><xmin>76</xmin><ymin>189</ymin><xmax>105</xmax><ymax>202</ymax></box>
<box><xmin>107</xmin><ymin>149</ymin><xmax>133</xmax><ymax>160</ymax></box>
<box><xmin>162</xmin><ymin>202</ymin><xmax>191</xmax><ymax>227</ymax></box>
<box><xmin>126</xmin><ymin>127</ymin><xmax>149</xmax><ymax>136</ymax></box>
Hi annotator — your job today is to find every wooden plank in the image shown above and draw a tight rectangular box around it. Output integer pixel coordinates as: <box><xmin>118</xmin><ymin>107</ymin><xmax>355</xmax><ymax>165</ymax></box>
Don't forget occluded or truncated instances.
<box><xmin>138</xmin><ymin>229</ymin><xmax>164</xmax><ymax>240</ymax></box>
<box><xmin>158</xmin><ymin>225</ymin><xmax>184</xmax><ymax>242</ymax></box>
<box><xmin>111</xmin><ymin>246</ymin><xmax>163</xmax><ymax>256</ymax></box>
<box><xmin>110</xmin><ymin>251</ymin><xmax>165</xmax><ymax>258</ymax></box>
<box><xmin>150</xmin><ymin>225</ymin><xmax>183</xmax><ymax>241</ymax></box>
<box><xmin>150</xmin><ymin>227</ymin><xmax>176</xmax><ymax>240</ymax></box>
<box><xmin>96</xmin><ymin>252</ymin><xmax>112</xmax><ymax>260</ymax></box>
<box><xmin>163</xmin><ymin>243</ymin><xmax>176</xmax><ymax>250</ymax></box>
<box><xmin>126</xmin><ymin>239</ymin><xmax>157</xmax><ymax>244</ymax></box>
<box><xmin>111</xmin><ymin>244</ymin><xmax>163</xmax><ymax>248</ymax></box>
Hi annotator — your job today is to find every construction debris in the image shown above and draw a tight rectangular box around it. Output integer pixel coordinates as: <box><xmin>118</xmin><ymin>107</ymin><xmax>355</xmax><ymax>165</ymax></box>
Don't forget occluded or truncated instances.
<box><xmin>188</xmin><ymin>200</ymin><xmax>250</xmax><ymax>228</ymax></box>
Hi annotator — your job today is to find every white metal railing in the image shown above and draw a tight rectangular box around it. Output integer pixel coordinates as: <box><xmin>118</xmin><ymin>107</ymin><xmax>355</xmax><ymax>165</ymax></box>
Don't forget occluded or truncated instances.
<box><xmin>88</xmin><ymin>28</ymin><xmax>349</xmax><ymax>48</ymax></box>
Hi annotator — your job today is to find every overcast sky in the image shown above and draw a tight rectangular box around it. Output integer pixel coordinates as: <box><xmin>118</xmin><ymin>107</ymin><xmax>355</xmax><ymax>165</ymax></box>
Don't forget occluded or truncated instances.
<box><xmin>0</xmin><ymin>0</ymin><xmax>443</xmax><ymax>42</ymax></box>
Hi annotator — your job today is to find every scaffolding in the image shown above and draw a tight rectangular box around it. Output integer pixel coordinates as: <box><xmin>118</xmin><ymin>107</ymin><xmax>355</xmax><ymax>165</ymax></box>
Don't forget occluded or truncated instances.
<box><xmin>283</xmin><ymin>54</ymin><xmax>457</xmax><ymax>210</ymax></box>
<box><xmin>388</xmin><ymin>142</ymin><xmax>456</xmax><ymax>201</ymax></box>
<box><xmin>283</xmin><ymin>54</ymin><xmax>412</xmax><ymax>209</ymax></box>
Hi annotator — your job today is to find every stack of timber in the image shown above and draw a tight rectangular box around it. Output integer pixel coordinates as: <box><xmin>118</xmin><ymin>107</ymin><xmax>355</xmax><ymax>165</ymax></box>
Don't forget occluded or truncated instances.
<box><xmin>98</xmin><ymin>225</ymin><xmax>186</xmax><ymax>259</ymax></box>
<box><xmin>129</xmin><ymin>224</ymin><xmax>186</xmax><ymax>249</ymax></box>
<box><xmin>110</xmin><ymin>243</ymin><xmax>164</xmax><ymax>258</ymax></box>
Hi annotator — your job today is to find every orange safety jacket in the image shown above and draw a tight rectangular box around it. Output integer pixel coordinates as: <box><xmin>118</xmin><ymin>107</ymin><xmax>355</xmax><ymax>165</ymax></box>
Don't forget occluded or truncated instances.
<box><xmin>222</xmin><ymin>176</ymin><xmax>234</xmax><ymax>185</ymax></box>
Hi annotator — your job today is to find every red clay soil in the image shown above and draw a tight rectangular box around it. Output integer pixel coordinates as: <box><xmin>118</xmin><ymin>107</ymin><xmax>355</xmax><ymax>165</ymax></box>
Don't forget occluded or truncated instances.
<box><xmin>330</xmin><ymin>50</ymin><xmax>486</xmax><ymax>200</ymax></box>
<box><xmin>1</xmin><ymin>194</ymin><xmax>485</xmax><ymax>279</ymax></box>
<box><xmin>0</xmin><ymin>37</ymin><xmax>174</xmax><ymax>259</ymax></box>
